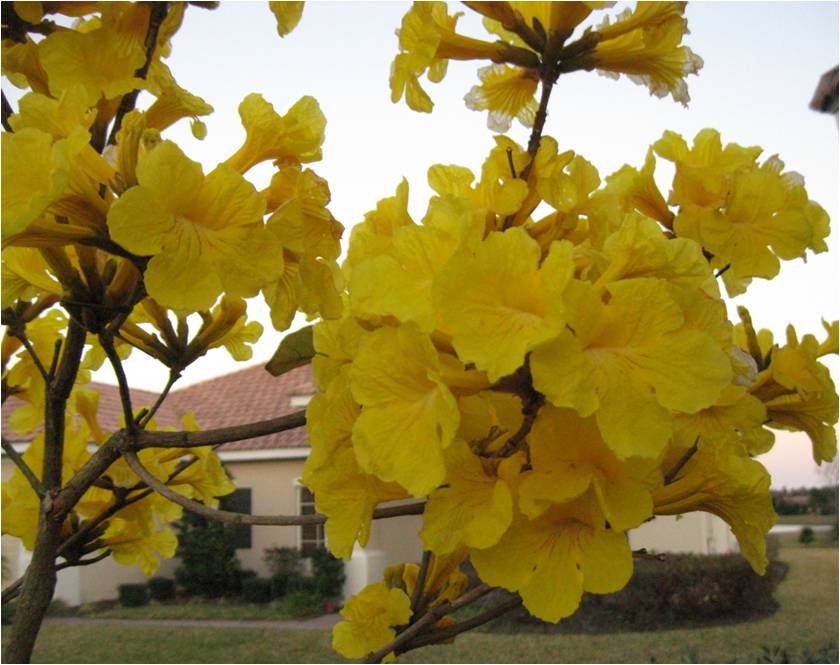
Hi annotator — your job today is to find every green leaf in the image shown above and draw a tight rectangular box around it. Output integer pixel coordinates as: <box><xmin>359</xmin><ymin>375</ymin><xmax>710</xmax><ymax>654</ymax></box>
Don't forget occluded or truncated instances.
<box><xmin>265</xmin><ymin>325</ymin><xmax>315</xmax><ymax>376</ymax></box>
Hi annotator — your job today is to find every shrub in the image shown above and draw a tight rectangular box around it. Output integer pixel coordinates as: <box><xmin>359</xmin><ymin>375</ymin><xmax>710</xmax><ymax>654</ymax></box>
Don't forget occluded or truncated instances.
<box><xmin>241</xmin><ymin>577</ymin><xmax>273</xmax><ymax>604</ymax></box>
<box><xmin>264</xmin><ymin>547</ymin><xmax>303</xmax><ymax>576</ymax></box>
<box><xmin>278</xmin><ymin>590</ymin><xmax>324</xmax><ymax>618</ymax></box>
<box><xmin>270</xmin><ymin>570</ymin><xmax>301</xmax><ymax>599</ymax></box>
<box><xmin>147</xmin><ymin>577</ymin><xmax>176</xmax><ymax>602</ymax></box>
<box><xmin>467</xmin><ymin>553</ymin><xmax>784</xmax><ymax>633</ymax></box>
<box><xmin>308</xmin><ymin>548</ymin><xmax>345</xmax><ymax>599</ymax></box>
<box><xmin>799</xmin><ymin>526</ymin><xmax>815</xmax><ymax>544</ymax></box>
<box><xmin>174</xmin><ymin>510</ymin><xmax>242</xmax><ymax>598</ymax></box>
<box><xmin>118</xmin><ymin>584</ymin><xmax>149</xmax><ymax>608</ymax></box>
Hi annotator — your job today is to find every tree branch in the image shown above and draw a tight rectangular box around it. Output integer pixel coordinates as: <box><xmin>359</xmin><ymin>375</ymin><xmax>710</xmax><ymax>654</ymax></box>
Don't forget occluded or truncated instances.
<box><xmin>2</xmin><ymin>437</ymin><xmax>45</xmax><ymax>498</ymax></box>
<box><xmin>2</xmin><ymin>90</ymin><xmax>14</xmax><ymax>132</ymax></box>
<box><xmin>134</xmin><ymin>409</ymin><xmax>307</xmax><ymax>449</ymax></box>
<box><xmin>401</xmin><ymin>594</ymin><xmax>524</xmax><ymax>652</ymax></box>
<box><xmin>8</xmin><ymin>328</ymin><xmax>50</xmax><ymax>383</ymax></box>
<box><xmin>107</xmin><ymin>2</ymin><xmax>169</xmax><ymax>145</ymax></box>
<box><xmin>139</xmin><ymin>368</ymin><xmax>181</xmax><ymax>427</ymax></box>
<box><xmin>365</xmin><ymin>584</ymin><xmax>492</xmax><ymax>663</ymax></box>
<box><xmin>125</xmin><ymin>448</ymin><xmax>425</xmax><ymax>526</ymax></box>
<box><xmin>410</xmin><ymin>550</ymin><xmax>432</xmax><ymax>616</ymax></box>
<box><xmin>664</xmin><ymin>438</ymin><xmax>699</xmax><ymax>485</ymax></box>
<box><xmin>99</xmin><ymin>333</ymin><xmax>136</xmax><ymax>434</ymax></box>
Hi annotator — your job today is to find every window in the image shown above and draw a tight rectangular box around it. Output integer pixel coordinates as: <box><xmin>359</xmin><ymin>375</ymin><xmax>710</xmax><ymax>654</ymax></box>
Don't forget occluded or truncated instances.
<box><xmin>219</xmin><ymin>488</ymin><xmax>252</xmax><ymax>549</ymax></box>
<box><xmin>289</xmin><ymin>393</ymin><xmax>313</xmax><ymax>408</ymax></box>
<box><xmin>298</xmin><ymin>485</ymin><xmax>325</xmax><ymax>552</ymax></box>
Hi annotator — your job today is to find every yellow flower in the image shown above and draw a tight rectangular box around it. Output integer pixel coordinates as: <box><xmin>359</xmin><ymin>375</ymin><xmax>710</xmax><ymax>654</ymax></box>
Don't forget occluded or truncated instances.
<box><xmin>143</xmin><ymin>61</ymin><xmax>214</xmax><ymax>137</ymax></box>
<box><xmin>588</xmin><ymin>2</ymin><xmax>703</xmax><ymax>106</ymax></box>
<box><xmin>531</xmin><ymin>278</ymin><xmax>732</xmax><ymax>459</ymax></box>
<box><xmin>464</xmin><ymin>64</ymin><xmax>538</xmax><ymax>132</ymax></box>
<box><xmin>107</xmin><ymin>140</ymin><xmax>282</xmax><ymax>311</ymax></box>
<box><xmin>421</xmin><ymin>440</ymin><xmax>525</xmax><ymax>554</ymax></box>
<box><xmin>37</xmin><ymin>17</ymin><xmax>146</xmax><ymax>106</ymax></box>
<box><xmin>332</xmin><ymin>582</ymin><xmax>412</xmax><ymax>660</ymax></box>
<box><xmin>349</xmin><ymin>324</ymin><xmax>460</xmax><ymax>497</ymax></box>
<box><xmin>102</xmin><ymin>519</ymin><xmax>178</xmax><ymax>577</ymax></box>
<box><xmin>224</xmin><ymin>94</ymin><xmax>326</xmax><ymax>174</ymax></box>
<box><xmin>2</xmin><ymin>36</ymin><xmax>50</xmax><ymax>95</ymax></box>
<box><xmin>303</xmin><ymin>371</ymin><xmax>407</xmax><ymax>559</ymax></box>
<box><xmin>186</xmin><ymin>296</ymin><xmax>264</xmax><ymax>363</ymax></box>
<box><xmin>1</xmin><ymin>247</ymin><xmax>61</xmax><ymax>308</ymax></box>
<box><xmin>653</xmin><ymin>438</ymin><xmax>776</xmax><ymax>574</ymax></box>
<box><xmin>519</xmin><ymin>406</ymin><xmax>656</xmax><ymax>531</ymax></box>
<box><xmin>269</xmin><ymin>1</ymin><xmax>305</xmax><ymax>37</ymax></box>
<box><xmin>434</xmin><ymin>228</ymin><xmax>573</xmax><ymax>382</ymax></box>
<box><xmin>471</xmin><ymin>494</ymin><xmax>633</xmax><ymax>622</ymax></box>
<box><xmin>391</xmin><ymin>2</ymin><xmax>509</xmax><ymax>114</ymax></box>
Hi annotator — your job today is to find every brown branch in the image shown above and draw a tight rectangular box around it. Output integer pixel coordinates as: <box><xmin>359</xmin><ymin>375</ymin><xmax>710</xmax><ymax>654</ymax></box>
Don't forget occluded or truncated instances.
<box><xmin>664</xmin><ymin>439</ymin><xmax>699</xmax><ymax>485</ymax></box>
<box><xmin>9</xmin><ymin>328</ymin><xmax>51</xmax><ymax>383</ymax></box>
<box><xmin>125</xmin><ymin>448</ymin><xmax>425</xmax><ymax>526</ymax></box>
<box><xmin>365</xmin><ymin>584</ymin><xmax>492</xmax><ymax>663</ymax></box>
<box><xmin>2</xmin><ymin>575</ymin><xmax>24</xmax><ymax>605</ymax></box>
<box><xmin>107</xmin><ymin>2</ymin><xmax>169</xmax><ymax>145</ymax></box>
<box><xmin>99</xmin><ymin>333</ymin><xmax>136</xmax><ymax>434</ymax></box>
<box><xmin>2</xmin><ymin>90</ymin><xmax>15</xmax><ymax>132</ymax></box>
<box><xmin>139</xmin><ymin>368</ymin><xmax>181</xmax><ymax>428</ymax></box>
<box><xmin>401</xmin><ymin>594</ymin><xmax>524</xmax><ymax>652</ymax></box>
<box><xmin>55</xmin><ymin>550</ymin><xmax>111</xmax><ymax>571</ymax></box>
<box><xmin>410</xmin><ymin>550</ymin><xmax>432</xmax><ymax>616</ymax></box>
<box><xmin>2</xmin><ymin>437</ymin><xmax>45</xmax><ymax>498</ymax></box>
<box><xmin>134</xmin><ymin>409</ymin><xmax>307</xmax><ymax>449</ymax></box>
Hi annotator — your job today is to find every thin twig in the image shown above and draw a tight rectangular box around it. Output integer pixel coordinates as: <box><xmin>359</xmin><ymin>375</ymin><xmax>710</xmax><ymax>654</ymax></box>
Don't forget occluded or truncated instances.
<box><xmin>664</xmin><ymin>439</ymin><xmax>699</xmax><ymax>485</ymax></box>
<box><xmin>107</xmin><ymin>2</ymin><xmax>169</xmax><ymax>145</ymax></box>
<box><xmin>100</xmin><ymin>333</ymin><xmax>136</xmax><ymax>433</ymax></box>
<box><xmin>139</xmin><ymin>368</ymin><xmax>181</xmax><ymax>427</ymax></box>
<box><xmin>125</xmin><ymin>448</ymin><xmax>425</xmax><ymax>526</ymax></box>
<box><xmin>2</xmin><ymin>437</ymin><xmax>45</xmax><ymax>497</ymax></box>
<box><xmin>10</xmin><ymin>329</ymin><xmax>51</xmax><ymax>383</ymax></box>
<box><xmin>410</xmin><ymin>551</ymin><xmax>432</xmax><ymax>616</ymax></box>
<box><xmin>365</xmin><ymin>584</ymin><xmax>492</xmax><ymax>663</ymax></box>
<box><xmin>1</xmin><ymin>90</ymin><xmax>13</xmax><ymax>132</ymax></box>
<box><xmin>2</xmin><ymin>575</ymin><xmax>24</xmax><ymax>604</ymax></box>
<box><xmin>402</xmin><ymin>594</ymin><xmax>524</xmax><ymax>652</ymax></box>
<box><xmin>55</xmin><ymin>550</ymin><xmax>111</xmax><ymax>571</ymax></box>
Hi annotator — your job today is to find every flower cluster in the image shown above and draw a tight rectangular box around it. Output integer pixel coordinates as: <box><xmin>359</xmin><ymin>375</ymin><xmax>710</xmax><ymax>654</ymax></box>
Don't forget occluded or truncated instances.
<box><xmin>1</xmin><ymin>1</ymin><xmax>339</xmax><ymax>577</ymax></box>
<box><xmin>314</xmin><ymin>130</ymin><xmax>835</xmax><ymax>653</ymax></box>
<box><xmin>391</xmin><ymin>1</ymin><xmax>704</xmax><ymax>131</ymax></box>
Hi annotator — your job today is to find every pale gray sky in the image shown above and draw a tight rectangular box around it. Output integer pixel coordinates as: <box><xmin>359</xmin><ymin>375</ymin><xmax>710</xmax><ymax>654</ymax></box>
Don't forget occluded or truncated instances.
<box><xmin>5</xmin><ymin>1</ymin><xmax>838</xmax><ymax>487</ymax></box>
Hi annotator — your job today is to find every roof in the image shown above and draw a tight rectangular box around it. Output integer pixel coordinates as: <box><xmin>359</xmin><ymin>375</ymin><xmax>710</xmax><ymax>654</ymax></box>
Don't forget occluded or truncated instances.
<box><xmin>1</xmin><ymin>364</ymin><xmax>314</xmax><ymax>451</ymax></box>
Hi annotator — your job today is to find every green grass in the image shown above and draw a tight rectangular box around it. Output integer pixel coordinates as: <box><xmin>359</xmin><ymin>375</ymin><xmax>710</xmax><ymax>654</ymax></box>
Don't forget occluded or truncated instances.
<box><xmin>775</xmin><ymin>514</ymin><xmax>838</xmax><ymax>526</ymax></box>
<box><xmin>76</xmin><ymin>599</ymin><xmax>297</xmax><ymax>622</ymax></box>
<box><xmin>3</xmin><ymin>546</ymin><xmax>837</xmax><ymax>663</ymax></box>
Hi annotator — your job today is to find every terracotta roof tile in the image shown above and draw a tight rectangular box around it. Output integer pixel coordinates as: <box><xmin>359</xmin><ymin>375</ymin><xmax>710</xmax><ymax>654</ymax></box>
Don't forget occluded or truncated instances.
<box><xmin>2</xmin><ymin>365</ymin><xmax>314</xmax><ymax>451</ymax></box>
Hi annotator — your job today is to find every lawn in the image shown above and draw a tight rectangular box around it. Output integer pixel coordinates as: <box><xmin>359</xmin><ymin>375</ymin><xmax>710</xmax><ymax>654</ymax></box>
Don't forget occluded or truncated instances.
<box><xmin>775</xmin><ymin>513</ymin><xmax>838</xmax><ymax>526</ymax></box>
<box><xmin>3</xmin><ymin>546</ymin><xmax>837</xmax><ymax>664</ymax></box>
<box><xmin>75</xmin><ymin>600</ymin><xmax>300</xmax><ymax>622</ymax></box>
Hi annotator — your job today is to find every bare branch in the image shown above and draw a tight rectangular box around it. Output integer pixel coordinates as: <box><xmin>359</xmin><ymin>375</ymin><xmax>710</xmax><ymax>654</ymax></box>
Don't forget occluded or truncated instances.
<box><xmin>410</xmin><ymin>550</ymin><xmax>432</xmax><ymax>616</ymax></box>
<box><xmin>664</xmin><ymin>438</ymin><xmax>699</xmax><ymax>485</ymax></box>
<box><xmin>139</xmin><ymin>368</ymin><xmax>181</xmax><ymax>427</ymax></box>
<box><xmin>107</xmin><ymin>2</ymin><xmax>169</xmax><ymax>145</ymax></box>
<box><xmin>2</xmin><ymin>90</ymin><xmax>13</xmax><ymax>132</ymax></box>
<box><xmin>55</xmin><ymin>550</ymin><xmax>111</xmax><ymax>571</ymax></box>
<box><xmin>402</xmin><ymin>594</ymin><xmax>524</xmax><ymax>652</ymax></box>
<box><xmin>8</xmin><ymin>328</ymin><xmax>50</xmax><ymax>383</ymax></box>
<box><xmin>99</xmin><ymin>333</ymin><xmax>136</xmax><ymax>434</ymax></box>
<box><xmin>125</xmin><ymin>449</ymin><xmax>425</xmax><ymax>526</ymax></box>
<box><xmin>134</xmin><ymin>409</ymin><xmax>307</xmax><ymax>449</ymax></box>
<box><xmin>2</xmin><ymin>436</ymin><xmax>45</xmax><ymax>497</ymax></box>
<box><xmin>365</xmin><ymin>584</ymin><xmax>493</xmax><ymax>663</ymax></box>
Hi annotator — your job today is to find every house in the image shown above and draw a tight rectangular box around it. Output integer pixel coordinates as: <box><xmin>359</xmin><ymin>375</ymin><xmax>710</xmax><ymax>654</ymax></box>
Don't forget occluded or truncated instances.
<box><xmin>1</xmin><ymin>363</ymin><xmax>737</xmax><ymax>606</ymax></box>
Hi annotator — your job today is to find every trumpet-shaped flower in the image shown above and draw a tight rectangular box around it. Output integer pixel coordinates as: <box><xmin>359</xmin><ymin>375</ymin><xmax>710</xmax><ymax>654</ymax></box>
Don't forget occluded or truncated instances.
<box><xmin>653</xmin><ymin>437</ymin><xmax>776</xmax><ymax>574</ymax></box>
<box><xmin>224</xmin><ymin>94</ymin><xmax>325</xmax><ymax>174</ymax></box>
<box><xmin>107</xmin><ymin>141</ymin><xmax>282</xmax><ymax>311</ymax></box>
<box><xmin>464</xmin><ymin>64</ymin><xmax>538</xmax><ymax>132</ymax></box>
<box><xmin>519</xmin><ymin>406</ymin><xmax>657</xmax><ymax>530</ymax></box>
<box><xmin>102</xmin><ymin>518</ymin><xmax>178</xmax><ymax>577</ymax></box>
<box><xmin>471</xmin><ymin>494</ymin><xmax>633</xmax><ymax>622</ymax></box>
<box><xmin>434</xmin><ymin>228</ymin><xmax>573</xmax><ymax>381</ymax></box>
<box><xmin>421</xmin><ymin>440</ymin><xmax>525</xmax><ymax>553</ymax></box>
<box><xmin>332</xmin><ymin>581</ymin><xmax>412</xmax><ymax>660</ymax></box>
<box><xmin>531</xmin><ymin>278</ymin><xmax>732</xmax><ymax>459</ymax></box>
<box><xmin>349</xmin><ymin>324</ymin><xmax>460</xmax><ymax>497</ymax></box>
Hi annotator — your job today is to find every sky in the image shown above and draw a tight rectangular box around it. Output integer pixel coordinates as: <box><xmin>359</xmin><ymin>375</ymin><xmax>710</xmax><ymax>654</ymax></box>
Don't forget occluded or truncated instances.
<box><xmin>5</xmin><ymin>1</ymin><xmax>839</xmax><ymax>488</ymax></box>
